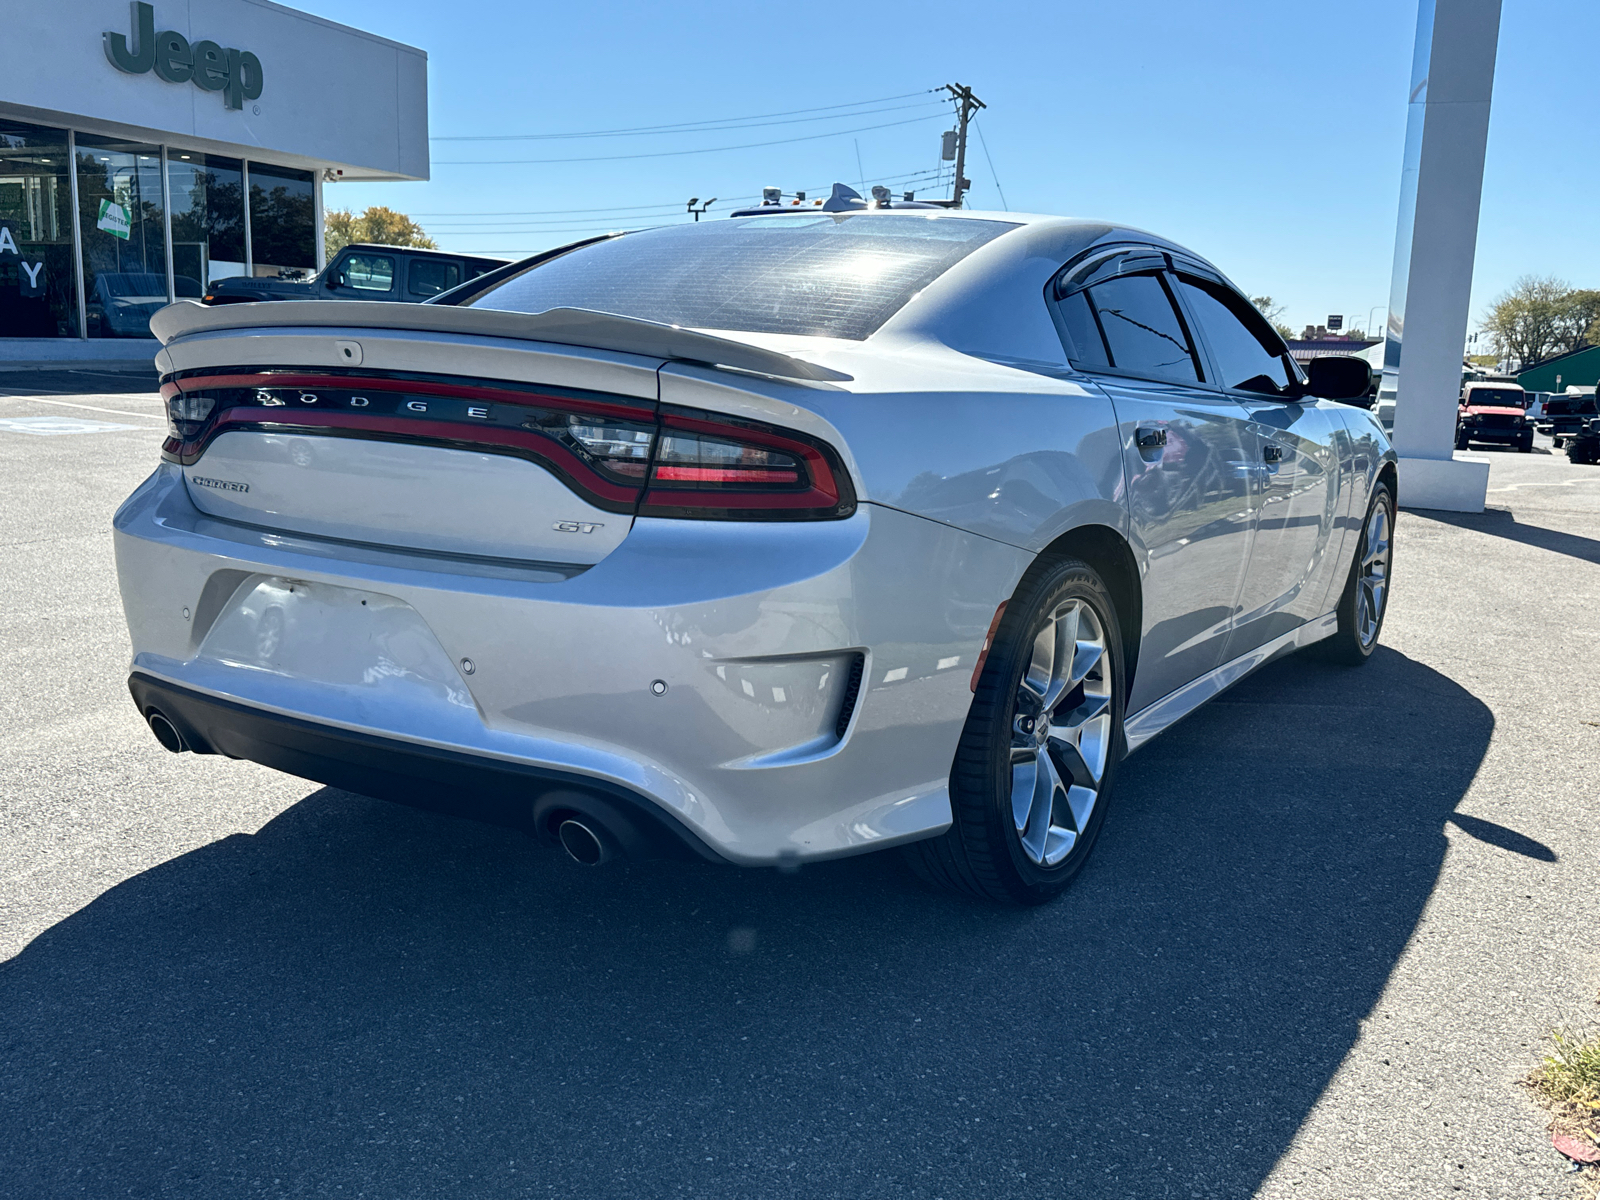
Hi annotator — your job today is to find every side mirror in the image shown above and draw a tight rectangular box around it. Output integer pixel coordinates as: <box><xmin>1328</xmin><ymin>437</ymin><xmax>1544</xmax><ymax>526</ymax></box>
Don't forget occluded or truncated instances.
<box><xmin>327</xmin><ymin>271</ymin><xmax>344</xmax><ymax>289</ymax></box>
<box><xmin>1305</xmin><ymin>355</ymin><xmax>1373</xmax><ymax>402</ymax></box>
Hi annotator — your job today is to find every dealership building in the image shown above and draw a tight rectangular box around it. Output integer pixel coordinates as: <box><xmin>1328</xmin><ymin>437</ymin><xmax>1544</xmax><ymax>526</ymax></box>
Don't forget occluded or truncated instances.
<box><xmin>0</xmin><ymin>0</ymin><xmax>428</xmax><ymax>359</ymax></box>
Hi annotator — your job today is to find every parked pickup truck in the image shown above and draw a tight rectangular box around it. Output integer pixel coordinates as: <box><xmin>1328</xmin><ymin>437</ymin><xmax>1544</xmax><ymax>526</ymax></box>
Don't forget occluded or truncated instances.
<box><xmin>203</xmin><ymin>244</ymin><xmax>507</xmax><ymax>306</ymax></box>
<box><xmin>1565</xmin><ymin>417</ymin><xmax>1600</xmax><ymax>465</ymax></box>
<box><xmin>1538</xmin><ymin>393</ymin><xmax>1600</xmax><ymax>448</ymax></box>
<box><xmin>1455</xmin><ymin>382</ymin><xmax>1532</xmax><ymax>452</ymax></box>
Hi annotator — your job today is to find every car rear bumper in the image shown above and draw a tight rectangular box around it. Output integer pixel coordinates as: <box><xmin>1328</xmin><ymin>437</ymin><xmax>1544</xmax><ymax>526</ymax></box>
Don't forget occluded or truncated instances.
<box><xmin>129</xmin><ymin>670</ymin><xmax>722</xmax><ymax>862</ymax></box>
<box><xmin>113</xmin><ymin>464</ymin><xmax>1033</xmax><ymax>864</ymax></box>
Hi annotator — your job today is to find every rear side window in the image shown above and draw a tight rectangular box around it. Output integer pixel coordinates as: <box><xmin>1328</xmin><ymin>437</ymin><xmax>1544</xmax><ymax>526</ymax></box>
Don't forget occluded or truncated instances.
<box><xmin>409</xmin><ymin>258</ymin><xmax>461</xmax><ymax>297</ymax></box>
<box><xmin>1056</xmin><ymin>291</ymin><xmax>1111</xmax><ymax>369</ymax></box>
<box><xmin>343</xmin><ymin>253</ymin><xmax>395</xmax><ymax>292</ymax></box>
<box><xmin>464</xmin><ymin>214</ymin><xmax>1017</xmax><ymax>340</ymax></box>
<box><xmin>1075</xmin><ymin>273</ymin><xmax>1201</xmax><ymax>384</ymax></box>
<box><xmin>1176</xmin><ymin>276</ymin><xmax>1292</xmax><ymax>394</ymax></box>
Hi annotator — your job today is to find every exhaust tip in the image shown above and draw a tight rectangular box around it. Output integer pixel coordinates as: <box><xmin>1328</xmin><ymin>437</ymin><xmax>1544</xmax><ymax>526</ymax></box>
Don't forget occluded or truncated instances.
<box><xmin>558</xmin><ymin>818</ymin><xmax>610</xmax><ymax>866</ymax></box>
<box><xmin>147</xmin><ymin>711</ymin><xmax>185</xmax><ymax>753</ymax></box>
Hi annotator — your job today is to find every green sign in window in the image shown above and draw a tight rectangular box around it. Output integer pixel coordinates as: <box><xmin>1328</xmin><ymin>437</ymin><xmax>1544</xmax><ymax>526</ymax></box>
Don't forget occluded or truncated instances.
<box><xmin>96</xmin><ymin>199</ymin><xmax>131</xmax><ymax>241</ymax></box>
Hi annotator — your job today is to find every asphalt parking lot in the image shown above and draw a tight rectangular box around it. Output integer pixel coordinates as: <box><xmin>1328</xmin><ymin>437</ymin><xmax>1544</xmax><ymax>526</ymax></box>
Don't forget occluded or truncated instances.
<box><xmin>1</xmin><ymin>370</ymin><xmax>1596</xmax><ymax>1199</ymax></box>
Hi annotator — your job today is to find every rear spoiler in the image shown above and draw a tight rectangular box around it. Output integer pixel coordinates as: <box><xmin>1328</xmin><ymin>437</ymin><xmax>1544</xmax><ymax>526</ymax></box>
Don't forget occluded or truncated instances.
<box><xmin>148</xmin><ymin>301</ymin><xmax>852</xmax><ymax>383</ymax></box>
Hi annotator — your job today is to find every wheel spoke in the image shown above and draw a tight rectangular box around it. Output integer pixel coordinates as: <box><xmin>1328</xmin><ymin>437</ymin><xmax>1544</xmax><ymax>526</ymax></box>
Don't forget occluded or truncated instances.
<box><xmin>1010</xmin><ymin>753</ymin><xmax>1038</xmax><ymax>834</ymax></box>
<box><xmin>1041</xmin><ymin>603</ymin><xmax>1080</xmax><ymax>710</ymax></box>
<box><xmin>1065</xmin><ymin>784</ymin><xmax>1097</xmax><ymax>831</ymax></box>
<box><xmin>1046</xmin><ymin>726</ymin><xmax>1095</xmax><ymax>789</ymax></box>
<box><xmin>1065</xmin><ymin>639</ymin><xmax>1104</xmax><ymax>691</ymax></box>
<box><xmin>1022</xmin><ymin>751</ymin><xmax>1066</xmax><ymax>862</ymax></box>
<box><xmin>1020</xmin><ymin>617</ymin><xmax>1057</xmax><ymax>704</ymax></box>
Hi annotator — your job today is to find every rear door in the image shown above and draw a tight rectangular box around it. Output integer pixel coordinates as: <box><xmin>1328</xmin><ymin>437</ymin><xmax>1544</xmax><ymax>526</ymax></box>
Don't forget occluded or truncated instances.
<box><xmin>1170</xmin><ymin>269</ymin><xmax>1344</xmax><ymax>655</ymax></box>
<box><xmin>406</xmin><ymin>256</ymin><xmax>463</xmax><ymax>302</ymax></box>
<box><xmin>1049</xmin><ymin>248</ymin><xmax>1256</xmax><ymax>714</ymax></box>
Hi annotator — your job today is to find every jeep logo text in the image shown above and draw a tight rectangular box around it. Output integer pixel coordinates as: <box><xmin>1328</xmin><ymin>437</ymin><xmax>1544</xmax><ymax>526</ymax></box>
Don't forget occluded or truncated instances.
<box><xmin>104</xmin><ymin>2</ymin><xmax>264</xmax><ymax>112</ymax></box>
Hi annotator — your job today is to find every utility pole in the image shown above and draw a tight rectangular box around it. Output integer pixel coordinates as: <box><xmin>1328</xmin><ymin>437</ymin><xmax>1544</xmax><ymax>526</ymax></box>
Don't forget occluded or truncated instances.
<box><xmin>943</xmin><ymin>82</ymin><xmax>986</xmax><ymax>208</ymax></box>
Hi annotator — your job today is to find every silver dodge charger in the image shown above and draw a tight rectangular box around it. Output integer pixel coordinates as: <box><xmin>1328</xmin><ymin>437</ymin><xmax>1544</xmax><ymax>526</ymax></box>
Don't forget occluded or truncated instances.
<box><xmin>115</xmin><ymin>208</ymin><xmax>1396</xmax><ymax>905</ymax></box>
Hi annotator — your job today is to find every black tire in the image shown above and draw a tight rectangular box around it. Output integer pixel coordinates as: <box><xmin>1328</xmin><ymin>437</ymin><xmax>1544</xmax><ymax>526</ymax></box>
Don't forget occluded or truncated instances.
<box><xmin>1455</xmin><ymin>431</ymin><xmax>1470</xmax><ymax>450</ymax></box>
<box><xmin>906</xmin><ymin>556</ymin><xmax>1125</xmax><ymax>905</ymax></box>
<box><xmin>1313</xmin><ymin>479</ymin><xmax>1395</xmax><ymax>666</ymax></box>
<box><xmin>1518</xmin><ymin>437</ymin><xmax>1533</xmax><ymax>453</ymax></box>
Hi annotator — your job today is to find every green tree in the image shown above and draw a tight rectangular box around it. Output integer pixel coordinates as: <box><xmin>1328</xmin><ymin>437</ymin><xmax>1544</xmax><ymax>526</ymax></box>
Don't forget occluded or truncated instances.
<box><xmin>324</xmin><ymin>205</ymin><xmax>437</xmax><ymax>258</ymax></box>
<box><xmin>1251</xmin><ymin>295</ymin><xmax>1296</xmax><ymax>342</ymax></box>
<box><xmin>1482</xmin><ymin>276</ymin><xmax>1571</xmax><ymax>369</ymax></box>
<box><xmin>1557</xmin><ymin>288</ymin><xmax>1600</xmax><ymax>354</ymax></box>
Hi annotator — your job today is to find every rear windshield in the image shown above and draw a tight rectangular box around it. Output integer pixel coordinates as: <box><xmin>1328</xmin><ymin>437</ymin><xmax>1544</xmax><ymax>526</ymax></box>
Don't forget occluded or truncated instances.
<box><xmin>463</xmin><ymin>214</ymin><xmax>1018</xmax><ymax>340</ymax></box>
<box><xmin>1463</xmin><ymin>388</ymin><xmax>1525</xmax><ymax>407</ymax></box>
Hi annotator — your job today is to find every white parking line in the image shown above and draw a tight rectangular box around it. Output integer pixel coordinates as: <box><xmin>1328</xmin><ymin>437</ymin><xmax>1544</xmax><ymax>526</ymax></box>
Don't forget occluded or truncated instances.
<box><xmin>0</xmin><ymin>416</ymin><xmax>143</xmax><ymax>436</ymax></box>
<box><xmin>1486</xmin><ymin>478</ymin><xmax>1600</xmax><ymax>492</ymax></box>
<box><xmin>0</xmin><ymin>394</ymin><xmax>165</xmax><ymax>421</ymax></box>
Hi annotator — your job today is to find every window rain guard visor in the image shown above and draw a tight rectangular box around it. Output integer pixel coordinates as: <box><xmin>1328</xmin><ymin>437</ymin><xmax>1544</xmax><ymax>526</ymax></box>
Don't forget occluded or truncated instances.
<box><xmin>463</xmin><ymin>214</ymin><xmax>1018</xmax><ymax>341</ymax></box>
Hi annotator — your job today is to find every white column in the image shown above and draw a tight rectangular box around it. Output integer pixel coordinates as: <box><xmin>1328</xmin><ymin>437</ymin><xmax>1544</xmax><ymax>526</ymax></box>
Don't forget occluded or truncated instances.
<box><xmin>314</xmin><ymin>172</ymin><xmax>326</xmax><ymax>272</ymax></box>
<box><xmin>1381</xmin><ymin>0</ymin><xmax>1502</xmax><ymax>513</ymax></box>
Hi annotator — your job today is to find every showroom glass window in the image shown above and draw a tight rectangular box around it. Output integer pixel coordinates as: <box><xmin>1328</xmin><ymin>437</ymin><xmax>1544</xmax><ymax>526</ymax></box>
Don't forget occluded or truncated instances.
<box><xmin>168</xmin><ymin>151</ymin><xmax>246</xmax><ymax>289</ymax></box>
<box><xmin>0</xmin><ymin>119</ymin><xmax>79</xmax><ymax>338</ymax></box>
<box><xmin>76</xmin><ymin>134</ymin><xmax>168</xmax><ymax>339</ymax></box>
<box><xmin>248</xmin><ymin>162</ymin><xmax>315</xmax><ymax>279</ymax></box>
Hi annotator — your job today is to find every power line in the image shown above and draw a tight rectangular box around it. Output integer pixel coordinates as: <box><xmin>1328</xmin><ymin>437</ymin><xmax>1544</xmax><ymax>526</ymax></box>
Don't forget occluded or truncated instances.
<box><xmin>419</xmin><ymin>169</ymin><xmax>954</xmax><ymax>235</ymax></box>
<box><xmin>430</xmin><ymin>89</ymin><xmax>939</xmax><ymax>141</ymax></box>
<box><xmin>430</xmin><ymin>99</ymin><xmax>943</xmax><ymax>142</ymax></box>
<box><xmin>435</xmin><ymin>114</ymin><xmax>945</xmax><ymax>166</ymax></box>
<box><xmin>972</xmin><ymin>117</ymin><xmax>1008</xmax><ymax>211</ymax></box>
<box><xmin>407</xmin><ymin>202</ymin><xmax>702</xmax><ymax>217</ymax></box>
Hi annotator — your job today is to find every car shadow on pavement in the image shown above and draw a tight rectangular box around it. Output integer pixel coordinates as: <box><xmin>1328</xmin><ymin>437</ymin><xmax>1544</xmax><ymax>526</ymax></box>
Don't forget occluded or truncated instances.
<box><xmin>1412</xmin><ymin>507</ymin><xmax>1600</xmax><ymax>565</ymax></box>
<box><xmin>0</xmin><ymin>648</ymin><xmax>1495</xmax><ymax>1200</ymax></box>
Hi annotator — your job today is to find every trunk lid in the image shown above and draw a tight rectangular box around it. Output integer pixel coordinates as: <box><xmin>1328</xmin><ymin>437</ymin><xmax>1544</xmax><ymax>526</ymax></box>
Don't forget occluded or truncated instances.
<box><xmin>163</xmin><ymin>329</ymin><xmax>665</xmax><ymax>566</ymax></box>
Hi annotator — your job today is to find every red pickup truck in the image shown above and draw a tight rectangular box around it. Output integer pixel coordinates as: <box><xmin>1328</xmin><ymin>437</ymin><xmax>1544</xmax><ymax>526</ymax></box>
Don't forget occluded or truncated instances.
<box><xmin>1456</xmin><ymin>383</ymin><xmax>1532</xmax><ymax>452</ymax></box>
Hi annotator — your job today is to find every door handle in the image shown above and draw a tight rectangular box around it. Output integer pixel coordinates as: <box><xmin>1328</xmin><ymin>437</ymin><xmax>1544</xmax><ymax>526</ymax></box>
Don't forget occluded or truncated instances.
<box><xmin>1262</xmin><ymin>444</ymin><xmax>1284</xmax><ymax>463</ymax></box>
<box><xmin>1135</xmin><ymin>426</ymin><xmax>1167</xmax><ymax>450</ymax></box>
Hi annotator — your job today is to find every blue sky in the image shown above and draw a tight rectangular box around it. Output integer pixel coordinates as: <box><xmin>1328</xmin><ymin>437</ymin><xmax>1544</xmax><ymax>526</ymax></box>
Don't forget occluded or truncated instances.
<box><xmin>304</xmin><ymin>0</ymin><xmax>1593</xmax><ymax>338</ymax></box>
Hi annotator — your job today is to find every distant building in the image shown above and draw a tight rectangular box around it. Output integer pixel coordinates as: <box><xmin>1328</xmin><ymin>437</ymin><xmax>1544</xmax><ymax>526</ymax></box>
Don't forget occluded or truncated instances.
<box><xmin>1285</xmin><ymin>335</ymin><xmax>1381</xmax><ymax>365</ymax></box>
<box><xmin>1516</xmin><ymin>345</ymin><xmax>1600</xmax><ymax>394</ymax></box>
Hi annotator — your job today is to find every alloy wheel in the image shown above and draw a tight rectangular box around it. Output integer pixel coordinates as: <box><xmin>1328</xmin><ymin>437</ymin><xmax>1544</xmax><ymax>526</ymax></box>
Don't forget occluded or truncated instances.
<box><xmin>1357</xmin><ymin>497</ymin><xmax>1392</xmax><ymax>648</ymax></box>
<box><xmin>1008</xmin><ymin>599</ymin><xmax>1113</xmax><ymax>867</ymax></box>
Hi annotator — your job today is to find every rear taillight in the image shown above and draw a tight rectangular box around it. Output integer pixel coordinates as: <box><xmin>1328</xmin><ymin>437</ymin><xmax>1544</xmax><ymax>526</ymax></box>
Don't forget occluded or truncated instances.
<box><xmin>160</xmin><ymin>372</ymin><xmax>855</xmax><ymax>522</ymax></box>
<box><xmin>639</xmin><ymin>409</ymin><xmax>852</xmax><ymax>521</ymax></box>
<box><xmin>165</xmin><ymin>391</ymin><xmax>215</xmax><ymax>439</ymax></box>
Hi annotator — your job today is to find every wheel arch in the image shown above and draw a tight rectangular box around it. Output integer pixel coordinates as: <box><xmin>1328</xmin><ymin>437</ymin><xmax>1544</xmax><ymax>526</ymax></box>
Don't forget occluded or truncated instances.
<box><xmin>1377</xmin><ymin>457</ymin><xmax>1398</xmax><ymax>508</ymax></box>
<box><xmin>1028</xmin><ymin>523</ymin><xmax>1143</xmax><ymax>704</ymax></box>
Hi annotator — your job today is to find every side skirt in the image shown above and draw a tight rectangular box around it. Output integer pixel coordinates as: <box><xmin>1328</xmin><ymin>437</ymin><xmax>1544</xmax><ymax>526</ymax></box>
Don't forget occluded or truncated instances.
<box><xmin>1122</xmin><ymin>612</ymin><xmax>1338</xmax><ymax>754</ymax></box>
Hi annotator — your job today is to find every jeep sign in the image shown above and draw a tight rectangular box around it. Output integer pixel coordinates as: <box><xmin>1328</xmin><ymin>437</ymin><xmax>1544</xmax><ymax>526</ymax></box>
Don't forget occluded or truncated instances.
<box><xmin>104</xmin><ymin>2</ymin><xmax>264</xmax><ymax>111</ymax></box>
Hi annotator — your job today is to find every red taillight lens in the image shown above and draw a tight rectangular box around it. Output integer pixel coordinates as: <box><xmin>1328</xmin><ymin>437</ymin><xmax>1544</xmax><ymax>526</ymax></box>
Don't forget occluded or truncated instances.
<box><xmin>652</xmin><ymin>431</ymin><xmax>803</xmax><ymax>485</ymax></box>
<box><xmin>639</xmin><ymin>409</ymin><xmax>853</xmax><ymax>521</ymax></box>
